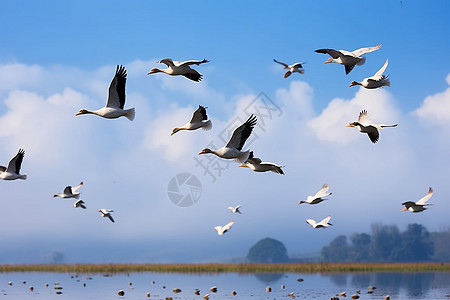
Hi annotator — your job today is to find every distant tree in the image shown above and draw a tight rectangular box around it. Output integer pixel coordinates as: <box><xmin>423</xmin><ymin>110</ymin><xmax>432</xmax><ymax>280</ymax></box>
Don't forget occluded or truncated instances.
<box><xmin>370</xmin><ymin>223</ymin><xmax>401</xmax><ymax>262</ymax></box>
<box><xmin>391</xmin><ymin>223</ymin><xmax>434</xmax><ymax>262</ymax></box>
<box><xmin>349</xmin><ymin>233</ymin><xmax>372</xmax><ymax>262</ymax></box>
<box><xmin>321</xmin><ymin>235</ymin><xmax>349</xmax><ymax>262</ymax></box>
<box><xmin>247</xmin><ymin>238</ymin><xmax>290</xmax><ymax>263</ymax></box>
<box><xmin>430</xmin><ymin>229</ymin><xmax>450</xmax><ymax>261</ymax></box>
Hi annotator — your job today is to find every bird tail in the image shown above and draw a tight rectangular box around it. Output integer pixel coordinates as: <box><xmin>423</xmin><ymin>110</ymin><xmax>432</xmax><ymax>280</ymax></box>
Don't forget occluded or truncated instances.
<box><xmin>236</xmin><ymin>150</ymin><xmax>250</xmax><ymax>163</ymax></box>
<box><xmin>382</xmin><ymin>75</ymin><xmax>390</xmax><ymax>87</ymax></box>
<box><xmin>356</xmin><ymin>57</ymin><xmax>366</xmax><ymax>66</ymax></box>
<box><xmin>20</xmin><ymin>174</ymin><xmax>27</xmax><ymax>180</ymax></box>
<box><xmin>125</xmin><ymin>108</ymin><xmax>136</xmax><ymax>121</ymax></box>
<box><xmin>202</xmin><ymin>120</ymin><xmax>212</xmax><ymax>131</ymax></box>
<box><xmin>299</xmin><ymin>69</ymin><xmax>305</xmax><ymax>74</ymax></box>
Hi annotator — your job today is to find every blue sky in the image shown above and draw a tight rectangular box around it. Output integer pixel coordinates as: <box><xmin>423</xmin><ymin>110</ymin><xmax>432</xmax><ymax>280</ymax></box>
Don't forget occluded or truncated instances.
<box><xmin>0</xmin><ymin>1</ymin><xmax>449</xmax><ymax>263</ymax></box>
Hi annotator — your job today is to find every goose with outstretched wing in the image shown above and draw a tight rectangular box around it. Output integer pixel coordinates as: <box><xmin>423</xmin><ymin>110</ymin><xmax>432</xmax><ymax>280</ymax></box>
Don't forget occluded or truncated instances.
<box><xmin>199</xmin><ymin>114</ymin><xmax>257</xmax><ymax>162</ymax></box>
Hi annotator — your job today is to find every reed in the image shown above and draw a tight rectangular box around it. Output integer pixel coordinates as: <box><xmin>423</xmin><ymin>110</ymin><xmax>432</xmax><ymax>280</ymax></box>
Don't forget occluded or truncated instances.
<box><xmin>0</xmin><ymin>263</ymin><xmax>449</xmax><ymax>274</ymax></box>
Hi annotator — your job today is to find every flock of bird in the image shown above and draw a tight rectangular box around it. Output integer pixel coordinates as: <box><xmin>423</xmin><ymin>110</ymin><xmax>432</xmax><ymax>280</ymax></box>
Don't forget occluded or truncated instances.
<box><xmin>0</xmin><ymin>44</ymin><xmax>434</xmax><ymax>234</ymax></box>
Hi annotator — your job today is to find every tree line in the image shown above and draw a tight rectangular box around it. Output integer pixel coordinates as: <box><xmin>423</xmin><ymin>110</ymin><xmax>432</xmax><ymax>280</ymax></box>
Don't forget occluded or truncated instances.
<box><xmin>321</xmin><ymin>223</ymin><xmax>449</xmax><ymax>262</ymax></box>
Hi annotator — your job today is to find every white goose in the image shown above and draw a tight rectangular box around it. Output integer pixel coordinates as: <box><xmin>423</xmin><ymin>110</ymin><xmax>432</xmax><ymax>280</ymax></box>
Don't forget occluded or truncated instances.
<box><xmin>98</xmin><ymin>209</ymin><xmax>115</xmax><ymax>223</ymax></box>
<box><xmin>273</xmin><ymin>59</ymin><xmax>305</xmax><ymax>78</ymax></box>
<box><xmin>76</xmin><ymin>65</ymin><xmax>135</xmax><ymax>121</ymax></box>
<box><xmin>73</xmin><ymin>199</ymin><xmax>87</xmax><ymax>209</ymax></box>
<box><xmin>199</xmin><ymin>114</ymin><xmax>257</xmax><ymax>163</ymax></box>
<box><xmin>401</xmin><ymin>187</ymin><xmax>433</xmax><ymax>213</ymax></box>
<box><xmin>171</xmin><ymin>105</ymin><xmax>212</xmax><ymax>135</ymax></box>
<box><xmin>350</xmin><ymin>59</ymin><xmax>390</xmax><ymax>89</ymax></box>
<box><xmin>53</xmin><ymin>182</ymin><xmax>83</xmax><ymax>199</ymax></box>
<box><xmin>239</xmin><ymin>151</ymin><xmax>284</xmax><ymax>174</ymax></box>
<box><xmin>228</xmin><ymin>205</ymin><xmax>242</xmax><ymax>214</ymax></box>
<box><xmin>306</xmin><ymin>216</ymin><xmax>333</xmax><ymax>228</ymax></box>
<box><xmin>298</xmin><ymin>184</ymin><xmax>332</xmax><ymax>205</ymax></box>
<box><xmin>214</xmin><ymin>220</ymin><xmax>234</xmax><ymax>236</ymax></box>
<box><xmin>147</xmin><ymin>58</ymin><xmax>209</xmax><ymax>82</ymax></box>
<box><xmin>347</xmin><ymin>110</ymin><xmax>397</xmax><ymax>144</ymax></box>
<box><xmin>0</xmin><ymin>149</ymin><xmax>27</xmax><ymax>180</ymax></box>
<box><xmin>315</xmin><ymin>44</ymin><xmax>382</xmax><ymax>74</ymax></box>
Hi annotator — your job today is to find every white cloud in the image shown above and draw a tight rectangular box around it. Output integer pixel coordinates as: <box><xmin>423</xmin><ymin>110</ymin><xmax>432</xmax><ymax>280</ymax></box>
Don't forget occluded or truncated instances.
<box><xmin>414</xmin><ymin>73</ymin><xmax>450</xmax><ymax>126</ymax></box>
<box><xmin>307</xmin><ymin>87</ymin><xmax>399</xmax><ymax>144</ymax></box>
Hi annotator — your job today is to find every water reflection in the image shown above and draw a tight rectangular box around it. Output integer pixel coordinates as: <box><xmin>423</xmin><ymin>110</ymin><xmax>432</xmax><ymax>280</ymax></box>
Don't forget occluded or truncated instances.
<box><xmin>0</xmin><ymin>271</ymin><xmax>448</xmax><ymax>299</ymax></box>
<box><xmin>253</xmin><ymin>272</ymin><xmax>284</xmax><ymax>283</ymax></box>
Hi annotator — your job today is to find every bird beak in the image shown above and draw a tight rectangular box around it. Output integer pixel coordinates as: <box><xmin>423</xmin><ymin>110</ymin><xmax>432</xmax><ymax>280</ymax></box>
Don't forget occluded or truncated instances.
<box><xmin>346</xmin><ymin>123</ymin><xmax>353</xmax><ymax>127</ymax></box>
<box><xmin>75</xmin><ymin>111</ymin><xmax>82</xmax><ymax>116</ymax></box>
<box><xmin>401</xmin><ymin>207</ymin><xmax>407</xmax><ymax>212</ymax></box>
<box><xmin>298</xmin><ymin>201</ymin><xmax>303</xmax><ymax>205</ymax></box>
<box><xmin>198</xmin><ymin>150</ymin><xmax>205</xmax><ymax>155</ymax></box>
<box><xmin>147</xmin><ymin>70</ymin><xmax>154</xmax><ymax>75</ymax></box>
<box><xmin>238</xmin><ymin>164</ymin><xmax>246</xmax><ymax>167</ymax></box>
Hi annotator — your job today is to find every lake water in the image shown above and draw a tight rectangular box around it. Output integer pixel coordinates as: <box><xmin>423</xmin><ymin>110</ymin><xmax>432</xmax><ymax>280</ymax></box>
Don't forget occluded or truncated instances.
<box><xmin>1</xmin><ymin>271</ymin><xmax>449</xmax><ymax>299</ymax></box>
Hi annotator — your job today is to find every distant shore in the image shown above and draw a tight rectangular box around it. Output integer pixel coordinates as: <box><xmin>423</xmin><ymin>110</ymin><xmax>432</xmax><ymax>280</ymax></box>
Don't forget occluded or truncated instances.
<box><xmin>0</xmin><ymin>263</ymin><xmax>449</xmax><ymax>273</ymax></box>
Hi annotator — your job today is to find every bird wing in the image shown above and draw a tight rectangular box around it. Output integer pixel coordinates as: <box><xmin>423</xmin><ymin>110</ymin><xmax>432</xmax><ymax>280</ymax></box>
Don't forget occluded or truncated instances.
<box><xmin>306</xmin><ymin>219</ymin><xmax>317</xmax><ymax>227</ymax></box>
<box><xmin>273</xmin><ymin>59</ymin><xmax>289</xmax><ymax>68</ymax></box>
<box><xmin>315</xmin><ymin>184</ymin><xmax>330</xmax><ymax>198</ymax></box>
<box><xmin>0</xmin><ymin>166</ymin><xmax>6</xmax><ymax>172</ymax></box>
<box><xmin>314</xmin><ymin>49</ymin><xmax>343</xmax><ymax>59</ymax></box>
<box><xmin>222</xmin><ymin>220</ymin><xmax>235</xmax><ymax>232</ymax></box>
<box><xmin>367</xmin><ymin>128</ymin><xmax>380</xmax><ymax>144</ymax></box>
<box><xmin>182</xmin><ymin>71</ymin><xmax>203</xmax><ymax>82</ymax></box>
<box><xmin>225</xmin><ymin>115</ymin><xmax>257</xmax><ymax>151</ymax></box>
<box><xmin>351</xmin><ymin>44</ymin><xmax>382</xmax><ymax>57</ymax></box>
<box><xmin>108</xmin><ymin>214</ymin><xmax>115</xmax><ymax>223</ymax></box>
<box><xmin>190</xmin><ymin>105</ymin><xmax>208</xmax><ymax>123</ymax></box>
<box><xmin>177</xmin><ymin>59</ymin><xmax>209</xmax><ymax>67</ymax></box>
<box><xmin>6</xmin><ymin>149</ymin><xmax>25</xmax><ymax>174</ymax></box>
<box><xmin>159</xmin><ymin>58</ymin><xmax>175</xmax><ymax>67</ymax></box>
<box><xmin>284</xmin><ymin>71</ymin><xmax>292</xmax><ymax>78</ymax></box>
<box><xmin>371</xmin><ymin>59</ymin><xmax>389</xmax><ymax>81</ymax></box>
<box><xmin>292</xmin><ymin>63</ymin><xmax>304</xmax><ymax>68</ymax></box>
<box><xmin>416</xmin><ymin>187</ymin><xmax>433</xmax><ymax>205</ymax></box>
<box><xmin>72</xmin><ymin>182</ymin><xmax>84</xmax><ymax>193</ymax></box>
<box><xmin>358</xmin><ymin>110</ymin><xmax>373</xmax><ymax>126</ymax></box>
<box><xmin>63</xmin><ymin>186</ymin><xmax>74</xmax><ymax>195</ymax></box>
<box><xmin>106</xmin><ymin>65</ymin><xmax>127</xmax><ymax>109</ymax></box>
<box><xmin>321</xmin><ymin>216</ymin><xmax>332</xmax><ymax>225</ymax></box>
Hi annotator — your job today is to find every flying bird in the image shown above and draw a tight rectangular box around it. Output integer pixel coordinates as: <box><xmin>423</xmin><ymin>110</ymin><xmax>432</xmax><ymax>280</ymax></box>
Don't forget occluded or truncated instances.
<box><xmin>228</xmin><ymin>205</ymin><xmax>242</xmax><ymax>214</ymax></box>
<box><xmin>298</xmin><ymin>184</ymin><xmax>332</xmax><ymax>205</ymax></box>
<box><xmin>347</xmin><ymin>110</ymin><xmax>398</xmax><ymax>144</ymax></box>
<box><xmin>98</xmin><ymin>209</ymin><xmax>115</xmax><ymax>223</ymax></box>
<box><xmin>76</xmin><ymin>65</ymin><xmax>135</xmax><ymax>121</ymax></box>
<box><xmin>401</xmin><ymin>187</ymin><xmax>433</xmax><ymax>213</ymax></box>
<box><xmin>0</xmin><ymin>149</ymin><xmax>27</xmax><ymax>180</ymax></box>
<box><xmin>273</xmin><ymin>59</ymin><xmax>305</xmax><ymax>78</ymax></box>
<box><xmin>147</xmin><ymin>58</ymin><xmax>209</xmax><ymax>82</ymax></box>
<box><xmin>238</xmin><ymin>151</ymin><xmax>284</xmax><ymax>174</ymax></box>
<box><xmin>306</xmin><ymin>216</ymin><xmax>333</xmax><ymax>228</ymax></box>
<box><xmin>171</xmin><ymin>105</ymin><xmax>212</xmax><ymax>135</ymax></box>
<box><xmin>350</xmin><ymin>59</ymin><xmax>390</xmax><ymax>89</ymax></box>
<box><xmin>199</xmin><ymin>114</ymin><xmax>257</xmax><ymax>163</ymax></box>
<box><xmin>53</xmin><ymin>182</ymin><xmax>83</xmax><ymax>199</ymax></box>
<box><xmin>215</xmin><ymin>220</ymin><xmax>235</xmax><ymax>235</ymax></box>
<box><xmin>315</xmin><ymin>44</ymin><xmax>382</xmax><ymax>74</ymax></box>
<box><xmin>73</xmin><ymin>199</ymin><xmax>87</xmax><ymax>209</ymax></box>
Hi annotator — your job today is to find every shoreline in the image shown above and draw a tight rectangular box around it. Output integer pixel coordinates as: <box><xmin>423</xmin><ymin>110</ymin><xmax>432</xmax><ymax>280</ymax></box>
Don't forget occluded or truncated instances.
<box><xmin>0</xmin><ymin>262</ymin><xmax>449</xmax><ymax>274</ymax></box>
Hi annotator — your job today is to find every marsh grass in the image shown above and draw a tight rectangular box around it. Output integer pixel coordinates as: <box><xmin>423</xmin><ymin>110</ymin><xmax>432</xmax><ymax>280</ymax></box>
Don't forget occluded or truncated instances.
<box><xmin>0</xmin><ymin>263</ymin><xmax>449</xmax><ymax>274</ymax></box>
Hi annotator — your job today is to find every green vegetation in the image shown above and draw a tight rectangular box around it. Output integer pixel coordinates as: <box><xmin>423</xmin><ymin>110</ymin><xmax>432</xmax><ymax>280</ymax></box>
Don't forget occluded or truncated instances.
<box><xmin>0</xmin><ymin>263</ymin><xmax>449</xmax><ymax>274</ymax></box>
<box><xmin>247</xmin><ymin>238</ymin><xmax>290</xmax><ymax>263</ymax></box>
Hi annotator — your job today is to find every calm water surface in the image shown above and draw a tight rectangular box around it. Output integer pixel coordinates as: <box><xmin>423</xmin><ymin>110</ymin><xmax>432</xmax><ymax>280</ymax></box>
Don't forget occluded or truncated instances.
<box><xmin>1</xmin><ymin>271</ymin><xmax>449</xmax><ymax>299</ymax></box>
